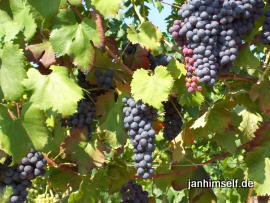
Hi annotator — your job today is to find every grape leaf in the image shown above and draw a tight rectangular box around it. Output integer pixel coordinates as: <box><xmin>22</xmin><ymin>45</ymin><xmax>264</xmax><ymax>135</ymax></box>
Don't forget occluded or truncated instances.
<box><xmin>127</xmin><ymin>22</ymin><xmax>163</xmax><ymax>54</ymax></box>
<box><xmin>0</xmin><ymin>106</ymin><xmax>31</xmax><ymax>163</ymax></box>
<box><xmin>169</xmin><ymin>133</ymin><xmax>185</xmax><ymax>163</ymax></box>
<box><xmin>10</xmin><ymin>0</ymin><xmax>37</xmax><ymax>41</ymax></box>
<box><xmin>131</xmin><ymin>66</ymin><xmax>174</xmax><ymax>108</ymax></box>
<box><xmin>174</xmin><ymin>77</ymin><xmax>204</xmax><ymax>107</ymax></box>
<box><xmin>238</xmin><ymin>109</ymin><xmax>263</xmax><ymax>143</ymax></box>
<box><xmin>167</xmin><ymin>58</ymin><xmax>187</xmax><ymax>79</ymax></box>
<box><xmin>21</xmin><ymin>103</ymin><xmax>50</xmax><ymax>151</ymax></box>
<box><xmin>50</xmin><ymin>17</ymin><xmax>105</xmax><ymax>71</ymax></box>
<box><xmin>69</xmin><ymin>0</ymin><xmax>81</xmax><ymax>6</ymax></box>
<box><xmin>88</xmin><ymin>0</ymin><xmax>124</xmax><ymax>18</ymax></box>
<box><xmin>0</xmin><ymin>0</ymin><xmax>37</xmax><ymax>41</ymax></box>
<box><xmin>25</xmin><ymin>41</ymin><xmax>56</xmax><ymax>68</ymax></box>
<box><xmin>246</xmin><ymin>144</ymin><xmax>270</xmax><ymax>195</ymax></box>
<box><xmin>234</xmin><ymin>46</ymin><xmax>260</xmax><ymax>67</ymax></box>
<box><xmin>190</xmin><ymin>100</ymin><xmax>240</xmax><ymax>137</ymax></box>
<box><xmin>99</xmin><ymin>94</ymin><xmax>127</xmax><ymax>149</ymax></box>
<box><xmin>62</xmin><ymin>131</ymin><xmax>105</xmax><ymax>174</ymax></box>
<box><xmin>249</xmin><ymin>80</ymin><xmax>270</xmax><ymax>114</ymax></box>
<box><xmin>0</xmin><ymin>42</ymin><xmax>26</xmax><ymax>101</ymax></box>
<box><xmin>27</xmin><ymin>0</ymin><xmax>61</xmax><ymax>23</ymax></box>
<box><xmin>22</xmin><ymin>66</ymin><xmax>83</xmax><ymax>116</ymax></box>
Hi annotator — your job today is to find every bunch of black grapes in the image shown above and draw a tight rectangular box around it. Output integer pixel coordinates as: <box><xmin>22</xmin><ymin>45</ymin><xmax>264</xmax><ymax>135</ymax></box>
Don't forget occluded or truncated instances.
<box><xmin>163</xmin><ymin>98</ymin><xmax>183</xmax><ymax>141</ymax></box>
<box><xmin>62</xmin><ymin>99</ymin><xmax>96</xmax><ymax>138</ymax></box>
<box><xmin>262</xmin><ymin>11</ymin><xmax>270</xmax><ymax>44</ymax></box>
<box><xmin>122</xmin><ymin>43</ymin><xmax>173</xmax><ymax>70</ymax></box>
<box><xmin>120</xmin><ymin>181</ymin><xmax>148</xmax><ymax>203</ymax></box>
<box><xmin>122</xmin><ymin>97</ymin><xmax>157</xmax><ymax>179</ymax></box>
<box><xmin>94</xmin><ymin>69</ymin><xmax>114</xmax><ymax>91</ymax></box>
<box><xmin>0</xmin><ymin>150</ymin><xmax>46</xmax><ymax>203</ymax></box>
<box><xmin>170</xmin><ymin>0</ymin><xmax>265</xmax><ymax>93</ymax></box>
<box><xmin>62</xmin><ymin>70</ymin><xmax>98</xmax><ymax>138</ymax></box>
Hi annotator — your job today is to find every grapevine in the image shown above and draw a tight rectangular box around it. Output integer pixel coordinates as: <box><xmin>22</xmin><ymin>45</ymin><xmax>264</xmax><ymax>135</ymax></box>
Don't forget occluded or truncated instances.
<box><xmin>0</xmin><ymin>0</ymin><xmax>269</xmax><ymax>202</ymax></box>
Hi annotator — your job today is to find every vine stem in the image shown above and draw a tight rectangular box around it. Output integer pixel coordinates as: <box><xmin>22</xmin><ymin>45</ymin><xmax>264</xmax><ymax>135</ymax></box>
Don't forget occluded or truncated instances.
<box><xmin>105</xmin><ymin>45</ymin><xmax>134</xmax><ymax>75</ymax></box>
<box><xmin>7</xmin><ymin>109</ymin><xmax>16</xmax><ymax>120</ymax></box>
<box><xmin>131</xmin><ymin>0</ymin><xmax>145</xmax><ymax>23</ymax></box>
<box><xmin>68</xmin><ymin>2</ymin><xmax>83</xmax><ymax>20</ymax></box>
<box><xmin>219</xmin><ymin>73</ymin><xmax>258</xmax><ymax>83</ymax></box>
<box><xmin>15</xmin><ymin>103</ymin><xmax>21</xmax><ymax>118</ymax></box>
<box><xmin>44</xmin><ymin>154</ymin><xmax>78</xmax><ymax>175</ymax></box>
<box><xmin>160</xmin><ymin>1</ymin><xmax>181</xmax><ymax>9</ymax></box>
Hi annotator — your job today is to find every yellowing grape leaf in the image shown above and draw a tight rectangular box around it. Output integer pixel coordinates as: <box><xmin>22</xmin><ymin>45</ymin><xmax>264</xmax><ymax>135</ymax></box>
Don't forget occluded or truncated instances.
<box><xmin>127</xmin><ymin>22</ymin><xmax>163</xmax><ymax>54</ymax></box>
<box><xmin>131</xmin><ymin>66</ymin><xmax>174</xmax><ymax>108</ymax></box>
<box><xmin>167</xmin><ymin>58</ymin><xmax>186</xmax><ymax>79</ymax></box>
<box><xmin>89</xmin><ymin>0</ymin><xmax>124</xmax><ymax>18</ymax></box>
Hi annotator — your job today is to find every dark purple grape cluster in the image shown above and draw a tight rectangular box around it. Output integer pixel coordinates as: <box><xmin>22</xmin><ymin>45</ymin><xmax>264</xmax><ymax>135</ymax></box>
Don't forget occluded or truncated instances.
<box><xmin>94</xmin><ymin>69</ymin><xmax>114</xmax><ymax>91</ymax></box>
<box><xmin>0</xmin><ymin>151</ymin><xmax>46</xmax><ymax>203</ymax></box>
<box><xmin>62</xmin><ymin>99</ymin><xmax>96</xmax><ymax>137</ymax></box>
<box><xmin>170</xmin><ymin>0</ymin><xmax>265</xmax><ymax>92</ymax></box>
<box><xmin>120</xmin><ymin>181</ymin><xmax>148</xmax><ymax>203</ymax></box>
<box><xmin>122</xmin><ymin>97</ymin><xmax>157</xmax><ymax>179</ymax></box>
<box><xmin>17</xmin><ymin>150</ymin><xmax>47</xmax><ymax>180</ymax></box>
<box><xmin>62</xmin><ymin>71</ymin><xmax>98</xmax><ymax>138</ymax></box>
<box><xmin>262</xmin><ymin>11</ymin><xmax>270</xmax><ymax>44</ymax></box>
<box><xmin>163</xmin><ymin>98</ymin><xmax>183</xmax><ymax>141</ymax></box>
<box><xmin>148</xmin><ymin>54</ymin><xmax>173</xmax><ymax>70</ymax></box>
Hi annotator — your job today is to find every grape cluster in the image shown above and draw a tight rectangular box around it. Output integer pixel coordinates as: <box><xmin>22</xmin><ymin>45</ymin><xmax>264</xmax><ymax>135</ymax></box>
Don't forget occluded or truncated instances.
<box><xmin>262</xmin><ymin>11</ymin><xmax>270</xmax><ymax>44</ymax></box>
<box><xmin>122</xmin><ymin>97</ymin><xmax>157</xmax><ymax>179</ymax></box>
<box><xmin>0</xmin><ymin>151</ymin><xmax>46</xmax><ymax>203</ymax></box>
<box><xmin>62</xmin><ymin>99</ymin><xmax>96</xmax><ymax>137</ymax></box>
<box><xmin>170</xmin><ymin>0</ymin><xmax>265</xmax><ymax>92</ymax></box>
<box><xmin>94</xmin><ymin>69</ymin><xmax>114</xmax><ymax>91</ymax></box>
<box><xmin>120</xmin><ymin>181</ymin><xmax>148</xmax><ymax>203</ymax></box>
<box><xmin>163</xmin><ymin>98</ymin><xmax>183</xmax><ymax>141</ymax></box>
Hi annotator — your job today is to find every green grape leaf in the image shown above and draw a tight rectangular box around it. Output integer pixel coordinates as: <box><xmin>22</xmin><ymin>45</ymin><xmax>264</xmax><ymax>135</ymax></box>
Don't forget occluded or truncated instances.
<box><xmin>22</xmin><ymin>66</ymin><xmax>83</xmax><ymax>116</ymax></box>
<box><xmin>131</xmin><ymin>66</ymin><xmax>174</xmax><ymax>108</ymax></box>
<box><xmin>246</xmin><ymin>144</ymin><xmax>270</xmax><ymax>195</ymax></box>
<box><xmin>0</xmin><ymin>42</ymin><xmax>26</xmax><ymax>101</ymax></box>
<box><xmin>99</xmin><ymin>93</ymin><xmax>127</xmax><ymax>149</ymax></box>
<box><xmin>127</xmin><ymin>22</ymin><xmax>163</xmax><ymax>54</ymax></box>
<box><xmin>234</xmin><ymin>46</ymin><xmax>260</xmax><ymax>67</ymax></box>
<box><xmin>238</xmin><ymin>109</ymin><xmax>263</xmax><ymax>143</ymax></box>
<box><xmin>214</xmin><ymin>130</ymin><xmax>238</xmax><ymax>153</ymax></box>
<box><xmin>50</xmin><ymin>17</ymin><xmax>105</xmax><ymax>71</ymax></box>
<box><xmin>190</xmin><ymin>100</ymin><xmax>240</xmax><ymax>137</ymax></box>
<box><xmin>89</xmin><ymin>0</ymin><xmax>124</xmax><ymax>18</ymax></box>
<box><xmin>0</xmin><ymin>105</ymin><xmax>31</xmax><ymax>163</ymax></box>
<box><xmin>10</xmin><ymin>0</ymin><xmax>37</xmax><ymax>41</ymax></box>
<box><xmin>21</xmin><ymin>103</ymin><xmax>50</xmax><ymax>151</ymax></box>
<box><xmin>28</xmin><ymin>0</ymin><xmax>61</xmax><ymax>23</ymax></box>
<box><xmin>167</xmin><ymin>58</ymin><xmax>187</xmax><ymax>79</ymax></box>
<box><xmin>62</xmin><ymin>130</ymin><xmax>105</xmax><ymax>174</ymax></box>
<box><xmin>68</xmin><ymin>0</ymin><xmax>81</xmax><ymax>6</ymax></box>
<box><xmin>249</xmin><ymin>80</ymin><xmax>270</xmax><ymax>114</ymax></box>
<box><xmin>174</xmin><ymin>77</ymin><xmax>204</xmax><ymax>107</ymax></box>
<box><xmin>48</xmin><ymin>168</ymin><xmax>81</xmax><ymax>193</ymax></box>
<box><xmin>0</xmin><ymin>0</ymin><xmax>37</xmax><ymax>41</ymax></box>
